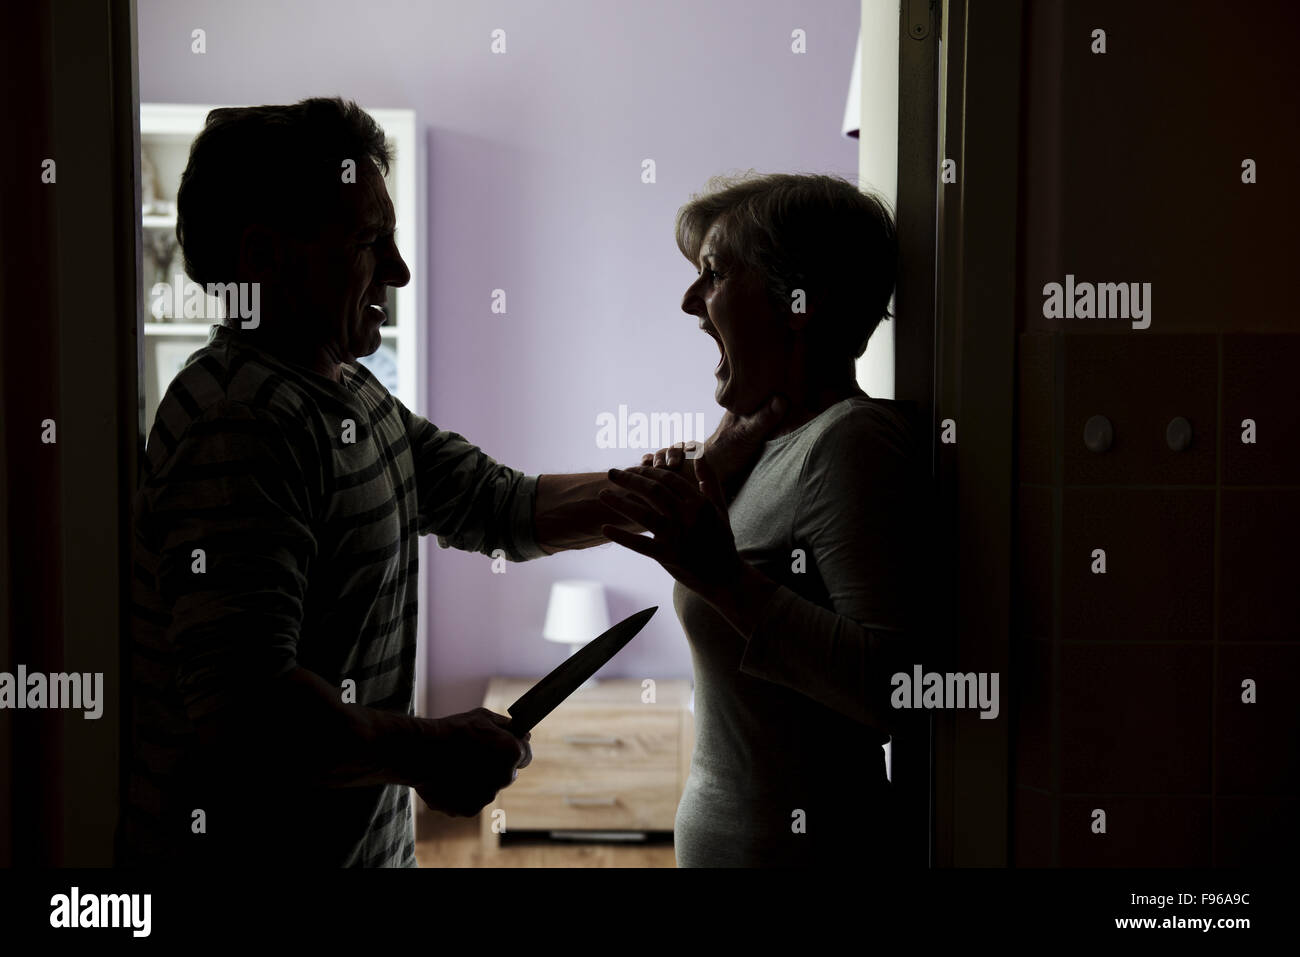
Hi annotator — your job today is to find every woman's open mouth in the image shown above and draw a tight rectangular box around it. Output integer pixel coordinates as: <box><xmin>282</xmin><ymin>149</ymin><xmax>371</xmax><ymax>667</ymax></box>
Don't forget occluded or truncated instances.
<box><xmin>702</xmin><ymin>324</ymin><xmax>727</xmax><ymax>375</ymax></box>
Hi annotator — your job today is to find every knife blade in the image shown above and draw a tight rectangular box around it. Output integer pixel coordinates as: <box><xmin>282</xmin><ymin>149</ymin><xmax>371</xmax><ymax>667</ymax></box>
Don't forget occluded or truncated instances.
<box><xmin>505</xmin><ymin>606</ymin><xmax>657</xmax><ymax>736</ymax></box>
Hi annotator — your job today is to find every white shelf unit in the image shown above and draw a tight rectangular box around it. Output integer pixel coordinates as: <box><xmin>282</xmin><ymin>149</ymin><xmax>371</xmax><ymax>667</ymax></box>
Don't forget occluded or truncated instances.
<box><xmin>138</xmin><ymin>103</ymin><xmax>431</xmax><ymax>738</ymax></box>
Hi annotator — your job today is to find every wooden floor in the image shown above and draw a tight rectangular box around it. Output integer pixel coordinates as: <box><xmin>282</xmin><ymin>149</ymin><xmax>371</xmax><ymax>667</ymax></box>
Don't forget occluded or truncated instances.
<box><xmin>414</xmin><ymin>811</ymin><xmax>678</xmax><ymax>868</ymax></box>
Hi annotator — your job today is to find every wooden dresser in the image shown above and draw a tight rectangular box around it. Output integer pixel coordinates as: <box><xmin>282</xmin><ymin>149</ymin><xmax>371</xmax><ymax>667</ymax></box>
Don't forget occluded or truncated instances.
<box><xmin>479</xmin><ymin>678</ymin><xmax>694</xmax><ymax>852</ymax></box>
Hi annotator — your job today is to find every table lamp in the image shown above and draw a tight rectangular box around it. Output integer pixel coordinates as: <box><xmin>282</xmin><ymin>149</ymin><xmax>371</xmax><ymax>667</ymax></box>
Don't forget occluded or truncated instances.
<box><xmin>542</xmin><ymin>580</ymin><xmax>611</xmax><ymax>689</ymax></box>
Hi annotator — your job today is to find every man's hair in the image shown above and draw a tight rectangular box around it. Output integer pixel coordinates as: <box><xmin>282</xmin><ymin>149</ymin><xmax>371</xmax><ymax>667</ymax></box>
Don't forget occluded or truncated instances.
<box><xmin>176</xmin><ymin>96</ymin><xmax>392</xmax><ymax>288</ymax></box>
<box><xmin>674</xmin><ymin>171</ymin><xmax>897</xmax><ymax>360</ymax></box>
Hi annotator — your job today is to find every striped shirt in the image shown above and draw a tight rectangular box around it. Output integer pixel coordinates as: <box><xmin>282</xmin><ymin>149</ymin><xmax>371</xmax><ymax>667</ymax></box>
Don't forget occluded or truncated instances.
<box><xmin>122</xmin><ymin>323</ymin><xmax>544</xmax><ymax>867</ymax></box>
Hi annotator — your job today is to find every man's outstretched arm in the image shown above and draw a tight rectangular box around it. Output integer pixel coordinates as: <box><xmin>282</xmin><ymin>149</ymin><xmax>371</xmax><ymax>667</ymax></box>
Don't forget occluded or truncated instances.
<box><xmin>532</xmin><ymin>397</ymin><xmax>788</xmax><ymax>554</ymax></box>
<box><xmin>403</xmin><ymin>396</ymin><xmax>787</xmax><ymax>557</ymax></box>
<box><xmin>533</xmin><ymin>472</ymin><xmax>643</xmax><ymax>554</ymax></box>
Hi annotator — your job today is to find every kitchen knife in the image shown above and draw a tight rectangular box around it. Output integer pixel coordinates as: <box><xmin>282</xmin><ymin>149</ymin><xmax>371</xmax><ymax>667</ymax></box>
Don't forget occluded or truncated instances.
<box><xmin>505</xmin><ymin>606</ymin><xmax>657</xmax><ymax>736</ymax></box>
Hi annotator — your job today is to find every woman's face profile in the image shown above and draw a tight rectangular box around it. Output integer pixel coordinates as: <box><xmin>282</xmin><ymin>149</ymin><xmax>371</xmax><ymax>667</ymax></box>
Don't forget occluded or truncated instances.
<box><xmin>681</xmin><ymin>219</ymin><xmax>789</xmax><ymax>415</ymax></box>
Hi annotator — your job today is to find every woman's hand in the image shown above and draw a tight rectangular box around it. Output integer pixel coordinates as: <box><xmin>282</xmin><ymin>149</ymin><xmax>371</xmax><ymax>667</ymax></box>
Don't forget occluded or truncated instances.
<box><xmin>599</xmin><ymin>457</ymin><xmax>745</xmax><ymax>599</ymax></box>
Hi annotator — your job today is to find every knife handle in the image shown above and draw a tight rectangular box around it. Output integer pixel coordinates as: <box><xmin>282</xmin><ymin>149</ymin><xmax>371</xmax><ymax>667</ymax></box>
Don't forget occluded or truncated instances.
<box><xmin>505</xmin><ymin>717</ymin><xmax>530</xmax><ymax>738</ymax></box>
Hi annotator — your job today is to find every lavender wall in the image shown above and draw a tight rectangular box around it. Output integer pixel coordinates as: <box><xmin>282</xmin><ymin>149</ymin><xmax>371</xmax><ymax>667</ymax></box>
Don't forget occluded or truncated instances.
<box><xmin>138</xmin><ymin>0</ymin><xmax>861</xmax><ymax>715</ymax></box>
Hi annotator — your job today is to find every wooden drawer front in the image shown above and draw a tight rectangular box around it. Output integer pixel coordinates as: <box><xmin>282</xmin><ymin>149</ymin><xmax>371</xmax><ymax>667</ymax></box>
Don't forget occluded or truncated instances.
<box><xmin>499</xmin><ymin>775</ymin><xmax>680</xmax><ymax>831</ymax></box>
<box><xmin>501</xmin><ymin>709</ymin><xmax>681</xmax><ymax>829</ymax></box>
<box><xmin>528</xmin><ymin>708</ymin><xmax>680</xmax><ymax>772</ymax></box>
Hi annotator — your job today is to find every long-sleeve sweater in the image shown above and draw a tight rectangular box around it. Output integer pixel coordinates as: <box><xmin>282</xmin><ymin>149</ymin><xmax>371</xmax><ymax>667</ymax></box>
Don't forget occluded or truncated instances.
<box><xmin>673</xmin><ymin>395</ymin><xmax>925</xmax><ymax>867</ymax></box>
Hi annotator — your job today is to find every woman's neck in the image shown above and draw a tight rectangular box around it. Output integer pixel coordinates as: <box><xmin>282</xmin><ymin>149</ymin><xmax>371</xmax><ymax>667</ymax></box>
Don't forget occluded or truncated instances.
<box><xmin>769</xmin><ymin>377</ymin><xmax>867</xmax><ymax>439</ymax></box>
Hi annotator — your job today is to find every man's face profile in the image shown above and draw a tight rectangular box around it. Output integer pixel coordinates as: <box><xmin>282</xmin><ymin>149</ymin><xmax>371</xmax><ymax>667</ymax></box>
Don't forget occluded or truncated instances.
<box><xmin>258</xmin><ymin>161</ymin><xmax>410</xmax><ymax>371</ymax></box>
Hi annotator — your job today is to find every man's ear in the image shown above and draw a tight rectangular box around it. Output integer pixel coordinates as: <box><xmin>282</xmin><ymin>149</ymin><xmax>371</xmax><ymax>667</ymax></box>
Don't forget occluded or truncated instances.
<box><xmin>237</xmin><ymin>224</ymin><xmax>281</xmax><ymax>283</ymax></box>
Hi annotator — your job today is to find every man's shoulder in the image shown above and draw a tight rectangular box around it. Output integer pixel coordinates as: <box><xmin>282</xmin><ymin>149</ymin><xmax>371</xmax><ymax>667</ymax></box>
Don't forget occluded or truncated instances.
<box><xmin>144</xmin><ymin>333</ymin><xmax>322</xmax><ymax>470</ymax></box>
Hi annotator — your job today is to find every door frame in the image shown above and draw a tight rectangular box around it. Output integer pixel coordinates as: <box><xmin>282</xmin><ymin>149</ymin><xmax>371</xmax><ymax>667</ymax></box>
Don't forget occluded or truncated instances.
<box><xmin>894</xmin><ymin>0</ymin><xmax>1024</xmax><ymax>866</ymax></box>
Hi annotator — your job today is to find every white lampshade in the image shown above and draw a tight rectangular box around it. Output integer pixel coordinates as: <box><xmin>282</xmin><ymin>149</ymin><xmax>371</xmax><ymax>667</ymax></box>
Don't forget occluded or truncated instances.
<box><xmin>842</xmin><ymin>30</ymin><xmax>862</xmax><ymax>139</ymax></box>
<box><xmin>542</xmin><ymin>580</ymin><xmax>610</xmax><ymax>647</ymax></box>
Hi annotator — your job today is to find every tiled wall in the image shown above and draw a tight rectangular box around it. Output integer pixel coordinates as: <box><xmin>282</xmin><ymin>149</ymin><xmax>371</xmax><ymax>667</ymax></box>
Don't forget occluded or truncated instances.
<box><xmin>1013</xmin><ymin>333</ymin><xmax>1299</xmax><ymax>865</ymax></box>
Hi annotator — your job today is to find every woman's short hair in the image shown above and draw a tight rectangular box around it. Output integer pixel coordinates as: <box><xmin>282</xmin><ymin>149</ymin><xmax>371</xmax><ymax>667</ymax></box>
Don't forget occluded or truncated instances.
<box><xmin>675</xmin><ymin>171</ymin><xmax>897</xmax><ymax>360</ymax></box>
<box><xmin>176</xmin><ymin>96</ymin><xmax>392</xmax><ymax>289</ymax></box>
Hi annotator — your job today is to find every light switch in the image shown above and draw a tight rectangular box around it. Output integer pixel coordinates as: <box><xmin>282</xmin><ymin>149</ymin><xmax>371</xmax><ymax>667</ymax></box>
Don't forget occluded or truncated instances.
<box><xmin>1166</xmin><ymin>416</ymin><xmax>1192</xmax><ymax>452</ymax></box>
<box><xmin>1084</xmin><ymin>414</ymin><xmax>1113</xmax><ymax>453</ymax></box>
